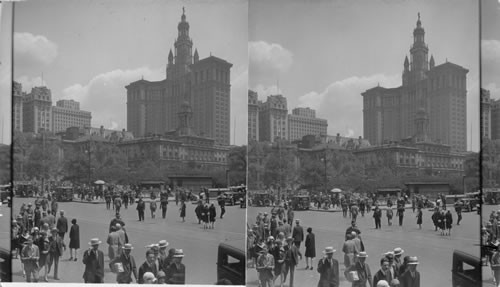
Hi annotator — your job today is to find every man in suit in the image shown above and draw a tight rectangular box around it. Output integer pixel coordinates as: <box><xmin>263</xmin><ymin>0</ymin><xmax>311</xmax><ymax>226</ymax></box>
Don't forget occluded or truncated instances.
<box><xmin>48</xmin><ymin>227</ymin><xmax>65</xmax><ymax>280</ymax></box>
<box><xmin>317</xmin><ymin>246</ymin><xmax>339</xmax><ymax>287</ymax></box>
<box><xmin>109</xmin><ymin>213</ymin><xmax>126</xmax><ymax>233</ymax></box>
<box><xmin>157</xmin><ymin>240</ymin><xmax>170</xmax><ymax>273</ymax></box>
<box><xmin>284</xmin><ymin>236</ymin><xmax>302</xmax><ymax>287</ymax></box>
<box><xmin>399</xmin><ymin>256</ymin><xmax>420</xmax><ymax>287</ymax></box>
<box><xmin>82</xmin><ymin>238</ymin><xmax>105</xmax><ymax>283</ymax></box>
<box><xmin>393</xmin><ymin>248</ymin><xmax>404</xmax><ymax>277</ymax></box>
<box><xmin>138</xmin><ymin>249</ymin><xmax>158</xmax><ymax>284</ymax></box>
<box><xmin>345</xmin><ymin>251</ymin><xmax>372</xmax><ymax>287</ymax></box>
<box><xmin>21</xmin><ymin>237</ymin><xmax>40</xmax><ymax>282</ymax></box>
<box><xmin>56</xmin><ymin>210</ymin><xmax>68</xmax><ymax>240</ymax></box>
<box><xmin>165</xmin><ymin>249</ymin><xmax>186</xmax><ymax>284</ymax></box>
<box><xmin>373</xmin><ymin>258</ymin><xmax>392</xmax><ymax>287</ymax></box>
<box><xmin>109</xmin><ymin>243</ymin><xmax>138</xmax><ymax>283</ymax></box>
<box><xmin>292</xmin><ymin>219</ymin><xmax>304</xmax><ymax>249</ymax></box>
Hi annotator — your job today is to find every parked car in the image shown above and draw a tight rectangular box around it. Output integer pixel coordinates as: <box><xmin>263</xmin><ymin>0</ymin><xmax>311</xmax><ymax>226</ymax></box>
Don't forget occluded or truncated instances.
<box><xmin>451</xmin><ymin>250</ymin><xmax>480</xmax><ymax>287</ymax></box>
<box><xmin>217</xmin><ymin>242</ymin><xmax>245</xmax><ymax>285</ymax></box>
<box><xmin>0</xmin><ymin>246</ymin><xmax>11</xmax><ymax>282</ymax></box>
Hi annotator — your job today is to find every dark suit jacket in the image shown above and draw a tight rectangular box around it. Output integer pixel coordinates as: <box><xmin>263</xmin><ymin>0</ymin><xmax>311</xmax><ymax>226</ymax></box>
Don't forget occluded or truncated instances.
<box><xmin>138</xmin><ymin>261</ymin><xmax>158</xmax><ymax>284</ymax></box>
<box><xmin>345</xmin><ymin>261</ymin><xmax>372</xmax><ymax>287</ymax></box>
<box><xmin>285</xmin><ymin>245</ymin><xmax>302</xmax><ymax>265</ymax></box>
<box><xmin>292</xmin><ymin>225</ymin><xmax>304</xmax><ymax>242</ymax></box>
<box><xmin>109</xmin><ymin>253</ymin><xmax>138</xmax><ymax>283</ymax></box>
<box><xmin>399</xmin><ymin>269</ymin><xmax>420</xmax><ymax>287</ymax></box>
<box><xmin>165</xmin><ymin>262</ymin><xmax>186</xmax><ymax>284</ymax></box>
<box><xmin>317</xmin><ymin>257</ymin><xmax>339</xmax><ymax>287</ymax></box>
<box><xmin>373</xmin><ymin>269</ymin><xmax>392</xmax><ymax>287</ymax></box>
<box><xmin>82</xmin><ymin>249</ymin><xmax>105</xmax><ymax>281</ymax></box>
<box><xmin>56</xmin><ymin>216</ymin><xmax>68</xmax><ymax>233</ymax></box>
<box><xmin>49</xmin><ymin>235</ymin><xmax>65</xmax><ymax>257</ymax></box>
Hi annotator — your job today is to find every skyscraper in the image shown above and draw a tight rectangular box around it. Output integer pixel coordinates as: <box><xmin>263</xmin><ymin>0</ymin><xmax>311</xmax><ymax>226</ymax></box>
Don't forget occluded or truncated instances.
<box><xmin>492</xmin><ymin>98</ymin><xmax>500</xmax><ymax>140</ymax></box>
<box><xmin>126</xmin><ymin>9</ymin><xmax>232</xmax><ymax>145</ymax></box>
<box><xmin>22</xmin><ymin>86</ymin><xmax>52</xmax><ymax>133</ymax></box>
<box><xmin>362</xmin><ymin>14</ymin><xmax>468</xmax><ymax>151</ymax></box>
<box><xmin>288</xmin><ymin>107</ymin><xmax>327</xmax><ymax>142</ymax></box>
<box><xmin>248</xmin><ymin>90</ymin><xmax>259</xmax><ymax>142</ymax></box>
<box><xmin>481</xmin><ymin>88</ymin><xmax>492</xmax><ymax>139</ymax></box>
<box><xmin>52</xmin><ymin>99</ymin><xmax>92</xmax><ymax>133</ymax></box>
<box><xmin>258</xmin><ymin>94</ymin><xmax>288</xmax><ymax>142</ymax></box>
<box><xmin>13</xmin><ymin>81</ymin><xmax>23</xmax><ymax>132</ymax></box>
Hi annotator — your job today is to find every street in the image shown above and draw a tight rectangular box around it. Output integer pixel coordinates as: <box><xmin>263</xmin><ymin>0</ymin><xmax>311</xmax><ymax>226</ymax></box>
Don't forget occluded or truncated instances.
<box><xmin>247</xmin><ymin>206</ymin><xmax>479</xmax><ymax>287</ymax></box>
<box><xmin>12</xmin><ymin>197</ymin><xmax>245</xmax><ymax>284</ymax></box>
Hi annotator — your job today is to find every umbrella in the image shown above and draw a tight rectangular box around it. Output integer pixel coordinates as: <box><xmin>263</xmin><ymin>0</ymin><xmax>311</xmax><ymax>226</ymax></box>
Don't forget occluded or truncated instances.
<box><xmin>94</xmin><ymin>180</ymin><xmax>105</xmax><ymax>185</ymax></box>
<box><xmin>330</xmin><ymin>188</ymin><xmax>342</xmax><ymax>193</ymax></box>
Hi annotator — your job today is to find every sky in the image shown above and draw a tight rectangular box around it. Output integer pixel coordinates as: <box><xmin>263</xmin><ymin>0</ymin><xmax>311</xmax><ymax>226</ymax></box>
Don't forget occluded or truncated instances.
<box><xmin>249</xmin><ymin>0</ymin><xmax>480</xmax><ymax>152</ymax></box>
<box><xmin>482</xmin><ymin>0</ymin><xmax>500</xmax><ymax>100</ymax></box>
<box><xmin>13</xmin><ymin>0</ymin><xmax>248</xmax><ymax>146</ymax></box>
<box><xmin>0</xmin><ymin>3</ymin><xmax>13</xmax><ymax>145</ymax></box>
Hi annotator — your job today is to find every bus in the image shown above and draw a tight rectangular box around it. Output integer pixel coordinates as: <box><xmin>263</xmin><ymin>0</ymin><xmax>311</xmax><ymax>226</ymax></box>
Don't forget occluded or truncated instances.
<box><xmin>484</xmin><ymin>188</ymin><xmax>500</xmax><ymax>205</ymax></box>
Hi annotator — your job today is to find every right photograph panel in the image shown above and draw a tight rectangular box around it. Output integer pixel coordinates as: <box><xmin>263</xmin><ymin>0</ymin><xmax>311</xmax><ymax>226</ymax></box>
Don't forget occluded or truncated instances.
<box><xmin>247</xmin><ymin>0</ymin><xmax>480</xmax><ymax>286</ymax></box>
<box><xmin>481</xmin><ymin>1</ymin><xmax>500</xmax><ymax>287</ymax></box>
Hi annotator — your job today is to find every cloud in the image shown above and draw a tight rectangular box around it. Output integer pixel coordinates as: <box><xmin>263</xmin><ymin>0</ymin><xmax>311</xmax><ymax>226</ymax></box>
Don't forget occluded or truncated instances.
<box><xmin>297</xmin><ymin>73</ymin><xmax>400</xmax><ymax>138</ymax></box>
<box><xmin>14</xmin><ymin>32</ymin><xmax>58</xmax><ymax>68</ymax></box>
<box><xmin>230</xmin><ymin>67</ymin><xmax>248</xmax><ymax>145</ymax></box>
<box><xmin>61</xmin><ymin>67</ymin><xmax>164</xmax><ymax>131</ymax></box>
<box><xmin>483</xmin><ymin>82</ymin><xmax>500</xmax><ymax>99</ymax></box>
<box><xmin>482</xmin><ymin>40</ymin><xmax>500</xmax><ymax>63</ymax></box>
<box><xmin>15</xmin><ymin>75</ymin><xmax>46</xmax><ymax>92</ymax></box>
<box><xmin>249</xmin><ymin>41</ymin><xmax>293</xmax><ymax>77</ymax></box>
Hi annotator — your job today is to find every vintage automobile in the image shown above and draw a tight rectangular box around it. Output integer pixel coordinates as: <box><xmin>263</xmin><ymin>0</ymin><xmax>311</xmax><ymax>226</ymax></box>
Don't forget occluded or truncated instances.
<box><xmin>217</xmin><ymin>241</ymin><xmax>245</xmax><ymax>285</ymax></box>
<box><xmin>451</xmin><ymin>250</ymin><xmax>480</xmax><ymax>287</ymax></box>
<box><xmin>250</xmin><ymin>192</ymin><xmax>272</xmax><ymax>207</ymax></box>
<box><xmin>291</xmin><ymin>195</ymin><xmax>311</xmax><ymax>210</ymax></box>
<box><xmin>0</xmin><ymin>246</ymin><xmax>11</xmax><ymax>282</ymax></box>
<box><xmin>54</xmin><ymin>187</ymin><xmax>74</xmax><ymax>202</ymax></box>
<box><xmin>222</xmin><ymin>191</ymin><xmax>245</xmax><ymax>206</ymax></box>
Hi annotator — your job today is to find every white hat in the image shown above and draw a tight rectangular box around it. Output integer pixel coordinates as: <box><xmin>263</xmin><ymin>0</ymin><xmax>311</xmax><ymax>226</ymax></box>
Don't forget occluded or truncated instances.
<box><xmin>394</xmin><ymin>247</ymin><xmax>404</xmax><ymax>255</ymax></box>
<box><xmin>143</xmin><ymin>272</ymin><xmax>156</xmax><ymax>282</ymax></box>
<box><xmin>323</xmin><ymin>246</ymin><xmax>336</xmax><ymax>254</ymax></box>
<box><xmin>377</xmin><ymin>280</ymin><xmax>390</xmax><ymax>287</ymax></box>
<box><xmin>88</xmin><ymin>238</ymin><xmax>102</xmax><ymax>245</ymax></box>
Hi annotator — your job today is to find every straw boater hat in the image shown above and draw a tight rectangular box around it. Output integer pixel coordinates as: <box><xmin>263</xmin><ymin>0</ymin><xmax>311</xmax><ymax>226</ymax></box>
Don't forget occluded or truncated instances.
<box><xmin>89</xmin><ymin>238</ymin><xmax>102</xmax><ymax>245</ymax></box>
<box><xmin>394</xmin><ymin>247</ymin><xmax>404</xmax><ymax>256</ymax></box>
<box><xmin>123</xmin><ymin>243</ymin><xmax>133</xmax><ymax>250</ymax></box>
<box><xmin>357</xmin><ymin>251</ymin><xmax>368</xmax><ymax>258</ymax></box>
<box><xmin>158</xmin><ymin>240</ymin><xmax>169</xmax><ymax>248</ymax></box>
<box><xmin>267</xmin><ymin>236</ymin><xmax>275</xmax><ymax>242</ymax></box>
<box><xmin>376</xmin><ymin>280</ymin><xmax>390</xmax><ymax>287</ymax></box>
<box><xmin>50</xmin><ymin>227</ymin><xmax>58</xmax><ymax>233</ymax></box>
<box><xmin>385</xmin><ymin>251</ymin><xmax>395</xmax><ymax>259</ymax></box>
<box><xmin>323</xmin><ymin>247</ymin><xmax>336</xmax><ymax>254</ymax></box>
<box><xmin>143</xmin><ymin>272</ymin><xmax>156</xmax><ymax>282</ymax></box>
<box><xmin>407</xmin><ymin>256</ymin><xmax>419</xmax><ymax>265</ymax></box>
<box><xmin>173</xmin><ymin>249</ymin><xmax>184</xmax><ymax>257</ymax></box>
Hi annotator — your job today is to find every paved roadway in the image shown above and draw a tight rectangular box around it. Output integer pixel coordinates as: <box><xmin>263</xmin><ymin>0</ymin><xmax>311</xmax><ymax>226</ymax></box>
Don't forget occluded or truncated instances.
<box><xmin>483</xmin><ymin>204</ymin><xmax>499</xmax><ymax>286</ymax></box>
<box><xmin>0</xmin><ymin>203</ymin><xmax>10</xmax><ymax>249</ymax></box>
<box><xmin>247</xmin><ymin>206</ymin><xmax>479</xmax><ymax>287</ymax></box>
<box><xmin>12</xmin><ymin>197</ymin><xmax>245</xmax><ymax>284</ymax></box>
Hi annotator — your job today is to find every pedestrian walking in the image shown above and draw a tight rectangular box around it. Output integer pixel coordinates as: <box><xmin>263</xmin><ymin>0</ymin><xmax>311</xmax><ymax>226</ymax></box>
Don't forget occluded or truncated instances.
<box><xmin>284</xmin><ymin>236</ymin><xmax>302</xmax><ymax>287</ymax></box>
<box><xmin>114</xmin><ymin>196</ymin><xmax>122</xmax><ymax>214</ymax></box>
<box><xmin>455</xmin><ymin>200</ymin><xmax>463</xmax><ymax>226</ymax></box>
<box><xmin>180</xmin><ymin>201</ymin><xmax>186</xmax><ymax>222</ymax></box>
<box><xmin>416</xmin><ymin>208</ymin><xmax>423</xmax><ymax>229</ymax></box>
<box><xmin>36</xmin><ymin>231</ymin><xmax>50</xmax><ymax>282</ymax></box>
<box><xmin>21</xmin><ymin>237</ymin><xmax>40</xmax><ymax>282</ymax></box>
<box><xmin>105</xmin><ymin>191</ymin><xmax>112</xmax><ymax>210</ymax></box>
<box><xmin>160</xmin><ymin>190</ymin><xmax>169</xmax><ymax>219</ymax></box>
<box><xmin>399</xmin><ymin>256</ymin><xmax>420</xmax><ymax>287</ymax></box>
<box><xmin>397</xmin><ymin>205</ymin><xmax>405</xmax><ymax>226</ymax></box>
<box><xmin>56</xmin><ymin>210</ymin><xmax>68</xmax><ymax>241</ymax></box>
<box><xmin>305</xmin><ymin>227</ymin><xmax>316</xmax><ymax>270</ymax></box>
<box><xmin>445</xmin><ymin>210</ymin><xmax>453</xmax><ymax>236</ymax></box>
<box><xmin>256</xmin><ymin>246</ymin><xmax>275</xmax><ymax>287</ymax></box>
<box><xmin>138</xmin><ymin>249</ymin><xmax>158</xmax><ymax>284</ymax></box>
<box><xmin>122</xmin><ymin>191</ymin><xmax>129</xmax><ymax>209</ymax></box>
<box><xmin>345</xmin><ymin>251</ymin><xmax>372</xmax><ymax>287</ymax></box>
<box><xmin>219</xmin><ymin>195</ymin><xmax>226</xmax><ymax>219</ymax></box>
<box><xmin>209</xmin><ymin>203</ymin><xmax>217</xmax><ymax>228</ymax></box>
<box><xmin>373</xmin><ymin>205</ymin><xmax>382</xmax><ymax>229</ymax></box>
<box><xmin>48</xmin><ymin>227</ymin><xmax>65</xmax><ymax>280</ymax></box>
<box><xmin>343</xmin><ymin>233</ymin><xmax>357</xmax><ymax>269</ymax></box>
<box><xmin>51</xmin><ymin>199</ymin><xmax>58</xmax><ymax>216</ymax></box>
<box><xmin>202</xmin><ymin>204</ymin><xmax>210</xmax><ymax>229</ymax></box>
<box><xmin>292</xmin><ymin>219</ymin><xmax>304</xmax><ymax>249</ymax></box>
<box><xmin>150</xmin><ymin>199</ymin><xmax>157</xmax><ymax>219</ymax></box>
<box><xmin>351</xmin><ymin>205</ymin><xmax>359</xmax><ymax>223</ymax></box>
<box><xmin>69</xmin><ymin>218</ymin><xmax>80</xmax><ymax>261</ymax></box>
<box><xmin>137</xmin><ymin>197</ymin><xmax>146</xmax><ymax>221</ymax></box>
<box><xmin>393</xmin><ymin>248</ymin><xmax>404</xmax><ymax>277</ymax></box>
<box><xmin>107</xmin><ymin>226</ymin><xmax>121</xmax><ymax>261</ymax></box>
<box><xmin>386</xmin><ymin>208</ymin><xmax>393</xmax><ymax>226</ymax></box>
<box><xmin>109</xmin><ymin>243</ymin><xmax>138</xmax><ymax>283</ymax></box>
<box><xmin>165</xmin><ymin>249</ymin><xmax>186</xmax><ymax>284</ymax></box>
<box><xmin>82</xmin><ymin>238</ymin><xmax>105</xmax><ymax>283</ymax></box>
<box><xmin>272</xmin><ymin>240</ymin><xmax>286</xmax><ymax>287</ymax></box>
<box><xmin>317</xmin><ymin>246</ymin><xmax>339</xmax><ymax>287</ymax></box>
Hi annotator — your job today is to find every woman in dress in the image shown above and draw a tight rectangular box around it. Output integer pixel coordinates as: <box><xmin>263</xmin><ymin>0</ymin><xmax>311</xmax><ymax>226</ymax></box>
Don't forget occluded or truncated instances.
<box><xmin>69</xmin><ymin>218</ymin><xmax>80</xmax><ymax>261</ymax></box>
<box><xmin>416</xmin><ymin>207</ymin><xmax>423</xmax><ymax>229</ymax></box>
<box><xmin>304</xmin><ymin>227</ymin><xmax>316</xmax><ymax>270</ymax></box>
<box><xmin>208</xmin><ymin>203</ymin><xmax>216</xmax><ymax>229</ymax></box>
<box><xmin>179</xmin><ymin>201</ymin><xmax>186</xmax><ymax>222</ymax></box>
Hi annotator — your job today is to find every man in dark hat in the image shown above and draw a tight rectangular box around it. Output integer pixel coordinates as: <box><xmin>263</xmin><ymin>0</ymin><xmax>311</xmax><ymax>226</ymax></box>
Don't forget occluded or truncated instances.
<box><xmin>136</xmin><ymin>196</ymin><xmax>146</xmax><ymax>221</ymax></box>
<box><xmin>56</xmin><ymin>210</ymin><xmax>68</xmax><ymax>240</ymax></box>
<box><xmin>317</xmin><ymin>246</ymin><xmax>339</xmax><ymax>287</ymax></box>
<box><xmin>109</xmin><ymin>243</ymin><xmax>138</xmax><ymax>283</ymax></box>
<box><xmin>292</xmin><ymin>219</ymin><xmax>304</xmax><ymax>249</ymax></box>
<box><xmin>82</xmin><ymin>238</ymin><xmax>105</xmax><ymax>283</ymax></box>
<box><xmin>48</xmin><ymin>227</ymin><xmax>65</xmax><ymax>280</ymax></box>
<box><xmin>398</xmin><ymin>256</ymin><xmax>420</xmax><ymax>287</ymax></box>
<box><xmin>160</xmin><ymin>189</ymin><xmax>169</xmax><ymax>219</ymax></box>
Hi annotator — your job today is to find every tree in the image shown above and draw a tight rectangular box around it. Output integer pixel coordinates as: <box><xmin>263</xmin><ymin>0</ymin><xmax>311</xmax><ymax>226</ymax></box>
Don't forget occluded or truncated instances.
<box><xmin>0</xmin><ymin>144</ymin><xmax>10</xmax><ymax>184</ymax></box>
<box><xmin>227</xmin><ymin>145</ymin><xmax>247</xmax><ymax>186</ymax></box>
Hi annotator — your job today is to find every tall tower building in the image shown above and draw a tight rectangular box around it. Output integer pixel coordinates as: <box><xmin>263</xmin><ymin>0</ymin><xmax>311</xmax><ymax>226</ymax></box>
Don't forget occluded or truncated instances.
<box><xmin>13</xmin><ymin>81</ymin><xmax>24</xmax><ymax>132</ymax></box>
<box><xmin>481</xmin><ymin>88</ymin><xmax>492</xmax><ymax>140</ymax></box>
<box><xmin>52</xmin><ymin>99</ymin><xmax>92</xmax><ymax>133</ymax></box>
<box><xmin>362</xmin><ymin>14</ymin><xmax>468</xmax><ymax>151</ymax></box>
<box><xmin>259</xmin><ymin>95</ymin><xmax>288</xmax><ymax>142</ymax></box>
<box><xmin>248</xmin><ymin>90</ymin><xmax>259</xmax><ymax>142</ymax></box>
<box><xmin>288</xmin><ymin>107</ymin><xmax>328</xmax><ymax>142</ymax></box>
<box><xmin>126</xmin><ymin>8</ymin><xmax>232</xmax><ymax>145</ymax></box>
<box><xmin>22</xmin><ymin>86</ymin><xmax>52</xmax><ymax>133</ymax></box>
<box><xmin>492</xmin><ymin>98</ymin><xmax>500</xmax><ymax>140</ymax></box>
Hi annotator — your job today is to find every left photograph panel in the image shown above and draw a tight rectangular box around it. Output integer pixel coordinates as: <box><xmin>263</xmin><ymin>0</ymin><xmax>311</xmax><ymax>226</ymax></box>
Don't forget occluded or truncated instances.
<box><xmin>11</xmin><ymin>0</ymin><xmax>248</xmax><ymax>284</ymax></box>
<box><xmin>0</xmin><ymin>1</ymin><xmax>13</xmax><ymax>283</ymax></box>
